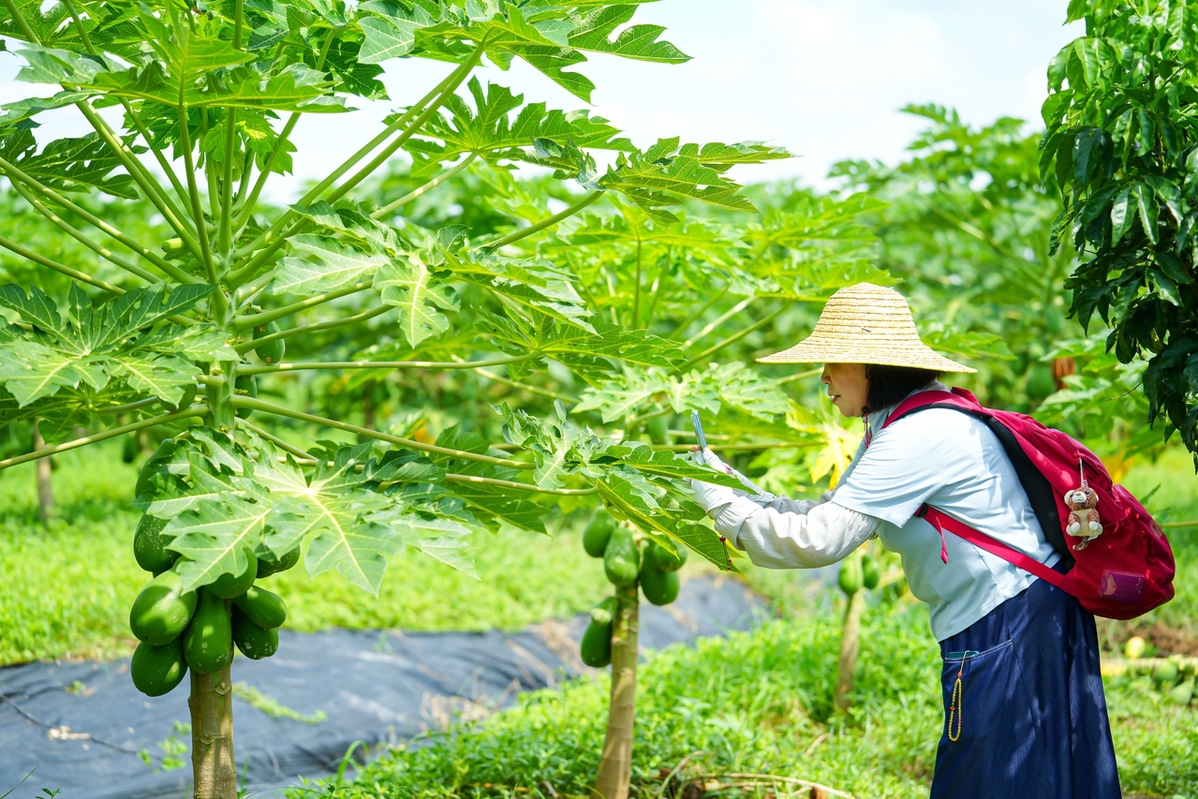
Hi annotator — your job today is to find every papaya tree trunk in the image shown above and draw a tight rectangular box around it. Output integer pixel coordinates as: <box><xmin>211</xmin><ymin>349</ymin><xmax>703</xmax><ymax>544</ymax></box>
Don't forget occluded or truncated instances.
<box><xmin>834</xmin><ymin>591</ymin><xmax>866</xmax><ymax>713</ymax></box>
<box><xmin>32</xmin><ymin>421</ymin><xmax>53</xmax><ymax>523</ymax></box>
<box><xmin>188</xmin><ymin>660</ymin><xmax>236</xmax><ymax>799</ymax></box>
<box><xmin>594</xmin><ymin>582</ymin><xmax>639</xmax><ymax>799</ymax></box>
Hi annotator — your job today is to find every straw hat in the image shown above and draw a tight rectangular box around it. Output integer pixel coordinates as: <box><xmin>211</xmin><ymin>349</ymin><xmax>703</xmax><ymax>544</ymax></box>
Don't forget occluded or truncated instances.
<box><xmin>757</xmin><ymin>283</ymin><xmax>976</xmax><ymax>373</ymax></box>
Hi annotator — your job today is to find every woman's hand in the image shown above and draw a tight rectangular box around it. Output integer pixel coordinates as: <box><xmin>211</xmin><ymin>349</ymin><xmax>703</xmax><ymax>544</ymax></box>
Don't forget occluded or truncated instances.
<box><xmin>689</xmin><ymin>446</ymin><xmax>774</xmax><ymax>513</ymax></box>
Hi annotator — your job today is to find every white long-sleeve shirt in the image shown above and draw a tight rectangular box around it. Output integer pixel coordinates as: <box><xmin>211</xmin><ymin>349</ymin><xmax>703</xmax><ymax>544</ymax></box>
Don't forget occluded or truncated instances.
<box><xmin>710</xmin><ymin>491</ymin><xmax>879</xmax><ymax>569</ymax></box>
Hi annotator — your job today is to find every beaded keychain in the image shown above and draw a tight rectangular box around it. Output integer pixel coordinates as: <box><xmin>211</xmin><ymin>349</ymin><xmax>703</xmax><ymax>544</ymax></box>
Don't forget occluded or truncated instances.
<box><xmin>946</xmin><ymin>650</ymin><xmax>978</xmax><ymax>742</ymax></box>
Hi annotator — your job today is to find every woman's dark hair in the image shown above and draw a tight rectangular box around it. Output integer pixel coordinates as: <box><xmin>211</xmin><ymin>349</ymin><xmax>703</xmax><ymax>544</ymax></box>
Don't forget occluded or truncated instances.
<box><xmin>865</xmin><ymin>365</ymin><xmax>941</xmax><ymax>413</ymax></box>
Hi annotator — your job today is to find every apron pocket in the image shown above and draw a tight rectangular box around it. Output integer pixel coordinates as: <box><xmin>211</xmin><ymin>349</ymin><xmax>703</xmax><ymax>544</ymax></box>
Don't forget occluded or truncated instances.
<box><xmin>940</xmin><ymin>639</ymin><xmax>1020</xmax><ymax>745</ymax></box>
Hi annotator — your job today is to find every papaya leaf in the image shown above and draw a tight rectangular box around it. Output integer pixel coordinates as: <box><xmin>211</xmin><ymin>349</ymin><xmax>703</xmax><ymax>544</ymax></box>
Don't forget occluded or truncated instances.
<box><xmin>270</xmin><ymin>235</ymin><xmax>390</xmax><ymax>295</ymax></box>
<box><xmin>165</xmin><ymin>495</ymin><xmax>271</xmax><ymax>592</ymax></box>
<box><xmin>375</xmin><ymin>256</ymin><xmax>461</xmax><ymax>347</ymax></box>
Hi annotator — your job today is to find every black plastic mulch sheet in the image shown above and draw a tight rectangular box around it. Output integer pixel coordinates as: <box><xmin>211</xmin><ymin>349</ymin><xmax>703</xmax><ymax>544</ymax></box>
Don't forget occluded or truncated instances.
<box><xmin>0</xmin><ymin>574</ymin><xmax>764</xmax><ymax>799</ymax></box>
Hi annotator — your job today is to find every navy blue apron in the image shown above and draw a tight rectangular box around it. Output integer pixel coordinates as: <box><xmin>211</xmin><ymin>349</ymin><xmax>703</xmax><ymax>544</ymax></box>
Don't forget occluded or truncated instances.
<box><xmin>931</xmin><ymin>568</ymin><xmax>1121</xmax><ymax>798</ymax></box>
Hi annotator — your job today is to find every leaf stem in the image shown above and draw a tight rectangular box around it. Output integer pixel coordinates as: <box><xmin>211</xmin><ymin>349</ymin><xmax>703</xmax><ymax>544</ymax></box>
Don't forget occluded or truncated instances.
<box><xmin>229</xmin><ymin>396</ymin><xmax>534</xmax><ymax>470</ymax></box>
<box><xmin>681</xmin><ymin>295</ymin><xmax>754</xmax><ymax>348</ymax></box>
<box><xmin>632</xmin><ymin>237</ymin><xmax>642</xmax><ymax>328</ymax></box>
<box><xmin>0</xmin><ymin>0</ymin><xmax>36</xmax><ymax>38</ymax></box>
<box><xmin>680</xmin><ymin>306</ymin><xmax>783</xmax><ymax>370</ymax></box>
<box><xmin>231</xmin><ymin>281</ymin><xmax>375</xmax><ymax>330</ymax></box>
<box><xmin>237</xmin><ymin>418</ymin><xmax>314</xmax><ymax>460</ymax></box>
<box><xmin>777</xmin><ymin>367</ymin><xmax>823</xmax><ymax>384</ymax></box>
<box><xmin>370</xmin><ymin>153</ymin><xmax>478</xmax><ymax>220</ymax></box>
<box><xmin>4</xmin><ymin>177</ymin><xmax>158</xmax><ymax>282</ymax></box>
<box><xmin>239</xmin><ymin>354</ymin><xmax>540</xmax><ymax>376</ymax></box>
<box><xmin>0</xmin><ymin>155</ymin><xmax>197</xmax><ymax>282</ymax></box>
<box><xmin>0</xmin><ymin>407</ymin><xmax>205</xmax><ymax>471</ymax></box>
<box><xmin>670</xmin><ymin>282</ymin><xmax>728</xmax><ymax>339</ymax></box>
<box><xmin>95</xmin><ymin>397</ymin><xmax>164</xmax><ymax>415</ymax></box>
<box><xmin>0</xmin><ymin>234</ymin><xmax>124</xmax><ymax>295</ymax></box>
<box><xmin>473</xmin><ymin>366</ymin><xmax>575</xmax><ymax>402</ymax></box>
<box><xmin>227</xmin><ymin>56</ymin><xmax>480</xmax><ymax>287</ymax></box>
<box><xmin>232</xmin><ymin>305</ymin><xmax>390</xmax><ymax>354</ymax></box>
<box><xmin>444</xmin><ymin>473</ymin><xmax>597</xmax><ymax>496</ymax></box>
<box><xmin>479</xmin><ymin>190</ymin><xmax>605</xmax><ymax>251</ymax></box>
<box><xmin>176</xmin><ymin>104</ymin><xmax>218</xmax><ymax>283</ymax></box>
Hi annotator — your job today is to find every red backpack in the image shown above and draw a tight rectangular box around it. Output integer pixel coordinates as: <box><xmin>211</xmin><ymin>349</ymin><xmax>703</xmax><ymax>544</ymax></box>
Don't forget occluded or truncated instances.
<box><xmin>883</xmin><ymin>387</ymin><xmax>1175</xmax><ymax>620</ymax></box>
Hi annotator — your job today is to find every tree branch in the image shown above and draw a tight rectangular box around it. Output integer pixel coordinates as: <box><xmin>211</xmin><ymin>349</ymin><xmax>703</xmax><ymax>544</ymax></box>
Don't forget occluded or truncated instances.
<box><xmin>477</xmin><ymin>190</ymin><xmax>605</xmax><ymax>251</ymax></box>
<box><xmin>238</xmin><ymin>354</ymin><xmax>540</xmax><ymax>376</ymax></box>
<box><xmin>229</xmin><ymin>395</ymin><xmax>534</xmax><ymax>470</ymax></box>
<box><xmin>370</xmin><ymin>153</ymin><xmax>478</xmax><ymax>220</ymax></box>
<box><xmin>0</xmin><ymin>407</ymin><xmax>206</xmax><ymax>471</ymax></box>
<box><xmin>231</xmin><ymin>282</ymin><xmax>375</xmax><ymax>330</ymax></box>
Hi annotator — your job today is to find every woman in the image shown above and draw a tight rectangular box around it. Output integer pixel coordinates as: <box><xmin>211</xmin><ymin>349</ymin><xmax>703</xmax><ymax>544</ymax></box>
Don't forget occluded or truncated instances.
<box><xmin>691</xmin><ymin>283</ymin><xmax>1120</xmax><ymax>798</ymax></box>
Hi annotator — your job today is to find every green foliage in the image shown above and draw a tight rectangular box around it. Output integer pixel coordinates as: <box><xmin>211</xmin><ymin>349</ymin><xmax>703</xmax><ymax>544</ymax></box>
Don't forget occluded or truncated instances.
<box><xmin>282</xmin><ymin>608</ymin><xmax>1198</xmax><ymax>799</ymax></box>
<box><xmin>1042</xmin><ymin>0</ymin><xmax>1198</xmax><ymax>455</ymax></box>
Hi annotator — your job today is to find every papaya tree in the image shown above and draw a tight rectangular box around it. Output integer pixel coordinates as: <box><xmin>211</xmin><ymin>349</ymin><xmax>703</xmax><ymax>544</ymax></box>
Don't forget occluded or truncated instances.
<box><xmin>0</xmin><ymin>0</ymin><xmax>801</xmax><ymax>795</ymax></box>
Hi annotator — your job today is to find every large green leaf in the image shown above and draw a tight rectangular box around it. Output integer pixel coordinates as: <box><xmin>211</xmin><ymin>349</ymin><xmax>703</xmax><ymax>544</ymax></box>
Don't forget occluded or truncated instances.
<box><xmin>375</xmin><ymin>255</ymin><xmax>461</xmax><ymax>347</ymax></box>
<box><xmin>270</xmin><ymin>235</ymin><xmax>390</xmax><ymax>295</ymax></box>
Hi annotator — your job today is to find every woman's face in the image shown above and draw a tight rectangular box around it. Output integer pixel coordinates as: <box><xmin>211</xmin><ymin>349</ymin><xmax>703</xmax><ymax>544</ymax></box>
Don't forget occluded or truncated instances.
<box><xmin>821</xmin><ymin>363</ymin><xmax>869</xmax><ymax>418</ymax></box>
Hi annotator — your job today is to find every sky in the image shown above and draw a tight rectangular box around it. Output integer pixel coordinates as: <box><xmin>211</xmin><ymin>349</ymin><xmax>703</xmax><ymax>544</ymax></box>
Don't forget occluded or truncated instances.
<box><xmin>0</xmin><ymin>0</ymin><xmax>1083</xmax><ymax>201</ymax></box>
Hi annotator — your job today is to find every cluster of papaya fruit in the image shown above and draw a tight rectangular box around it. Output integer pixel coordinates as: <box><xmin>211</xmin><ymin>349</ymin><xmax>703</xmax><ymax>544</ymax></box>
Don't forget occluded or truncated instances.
<box><xmin>1119</xmin><ymin>637</ymin><xmax>1198</xmax><ymax>706</ymax></box>
<box><xmin>577</xmin><ymin>509</ymin><xmax>687</xmax><ymax>668</ymax></box>
<box><xmin>836</xmin><ymin>549</ymin><xmax>879</xmax><ymax>597</ymax></box>
<box><xmin>127</xmin><ymin>511</ymin><xmax>296</xmax><ymax>697</ymax></box>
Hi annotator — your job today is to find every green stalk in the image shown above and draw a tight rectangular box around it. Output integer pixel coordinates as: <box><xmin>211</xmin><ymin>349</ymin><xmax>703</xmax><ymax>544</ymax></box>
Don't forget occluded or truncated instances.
<box><xmin>59</xmin><ymin>0</ymin><xmax>192</xmax><ymax>211</ymax></box>
<box><xmin>231</xmin><ymin>282</ymin><xmax>375</xmax><ymax>330</ymax></box>
<box><xmin>0</xmin><ymin>0</ymin><xmax>36</xmax><ymax>38</ymax></box>
<box><xmin>0</xmin><ymin>234</ymin><xmax>124</xmax><ymax>295</ymax></box>
<box><xmin>669</xmin><ymin>283</ymin><xmax>729</xmax><ymax>338</ymax></box>
<box><xmin>237</xmin><ymin>419</ymin><xmax>313</xmax><ymax>460</ymax></box>
<box><xmin>233</xmin><ymin>306</ymin><xmax>389</xmax><ymax>354</ymax></box>
<box><xmin>473</xmin><ymin>367</ymin><xmax>576</xmax><ymax>402</ymax></box>
<box><xmin>96</xmin><ymin>398</ymin><xmax>163</xmax><ymax>416</ymax></box>
<box><xmin>370</xmin><ymin>153</ymin><xmax>479</xmax><ymax>220</ymax></box>
<box><xmin>229</xmin><ymin>396</ymin><xmax>534</xmax><ymax>470</ymax></box>
<box><xmin>228</xmin><ymin>56</ymin><xmax>480</xmax><ymax>286</ymax></box>
<box><xmin>75</xmin><ymin>103</ymin><xmax>203</xmax><ymax>259</ymax></box>
<box><xmin>479</xmin><ymin>191</ymin><xmax>605</xmax><ymax>252</ymax></box>
<box><xmin>5</xmin><ymin>177</ymin><xmax>158</xmax><ymax>282</ymax></box>
<box><xmin>444</xmin><ymin>473</ymin><xmax>597</xmax><ymax>496</ymax></box>
<box><xmin>219</xmin><ymin>106</ymin><xmax>237</xmax><ymax>254</ymax></box>
<box><xmin>680</xmin><ymin>306</ymin><xmax>784</xmax><ymax>371</ymax></box>
<box><xmin>631</xmin><ymin>237</ymin><xmax>642</xmax><ymax>328</ymax></box>
<box><xmin>0</xmin><ymin>155</ymin><xmax>197</xmax><ymax>282</ymax></box>
<box><xmin>233</xmin><ymin>113</ymin><xmax>300</xmax><ymax>231</ymax></box>
<box><xmin>176</xmin><ymin>104</ymin><xmax>218</xmax><ymax>284</ymax></box>
<box><xmin>777</xmin><ymin>367</ymin><xmax>823</xmax><ymax>384</ymax></box>
<box><xmin>681</xmin><ymin>295</ymin><xmax>754</xmax><ymax>348</ymax></box>
<box><xmin>238</xmin><ymin>354</ymin><xmax>540</xmax><ymax>376</ymax></box>
<box><xmin>0</xmin><ymin>408</ymin><xmax>206</xmax><ymax>471</ymax></box>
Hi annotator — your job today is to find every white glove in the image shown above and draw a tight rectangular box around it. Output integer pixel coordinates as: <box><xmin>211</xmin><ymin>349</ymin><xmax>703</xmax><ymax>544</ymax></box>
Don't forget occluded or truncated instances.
<box><xmin>690</xmin><ymin>447</ymin><xmax>775</xmax><ymax>513</ymax></box>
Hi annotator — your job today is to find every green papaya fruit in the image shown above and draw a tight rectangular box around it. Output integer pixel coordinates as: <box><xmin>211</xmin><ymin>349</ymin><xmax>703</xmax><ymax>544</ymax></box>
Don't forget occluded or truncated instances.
<box><xmin>1168</xmin><ymin>678</ymin><xmax>1195</xmax><ymax>706</ymax></box>
<box><xmin>234</xmin><ymin>374</ymin><xmax>258</xmax><ymax>419</ymax></box>
<box><xmin>129</xmin><ymin>567</ymin><xmax>198</xmax><ymax>645</ymax></box>
<box><xmin>135</xmin><ymin>438</ymin><xmax>177</xmax><ymax>499</ymax></box>
<box><xmin>252</xmin><ymin>321</ymin><xmax>286</xmax><ymax>365</ymax></box>
<box><xmin>122</xmin><ymin>434</ymin><xmax>138</xmax><ymax>464</ymax></box>
<box><xmin>639</xmin><ymin>560</ymin><xmax>681</xmax><ymax>606</ymax></box>
<box><xmin>583</xmin><ymin>509</ymin><xmax>617</xmax><ymax>558</ymax></box>
<box><xmin>130</xmin><ymin>638</ymin><xmax>188</xmax><ymax>697</ymax></box>
<box><xmin>648</xmin><ymin>539</ymin><xmax>687</xmax><ymax>572</ymax></box>
<box><xmin>232</xmin><ymin>608</ymin><xmax>279</xmax><ymax>660</ymax></box>
<box><xmin>646</xmin><ymin>415</ymin><xmax>670</xmax><ymax>445</ymax></box>
<box><xmin>1154</xmin><ymin>659</ymin><xmax>1179</xmax><ymax>686</ymax></box>
<box><xmin>861</xmin><ymin>554</ymin><xmax>880</xmax><ymax>591</ymax></box>
<box><xmin>838</xmin><ymin>553</ymin><xmax>864</xmax><ymax>596</ymax></box>
<box><xmin>603</xmin><ymin>526</ymin><xmax>639</xmax><ymax>587</ymax></box>
<box><xmin>183</xmin><ymin>588</ymin><xmax>233</xmax><ymax>674</ymax></box>
<box><xmin>580</xmin><ymin>609</ymin><xmax>614</xmax><ymax>669</ymax></box>
<box><xmin>256</xmin><ymin>545</ymin><xmax>300</xmax><ymax>578</ymax></box>
<box><xmin>1045</xmin><ymin>305</ymin><xmax>1065</xmax><ymax>336</ymax></box>
<box><xmin>208</xmin><ymin>551</ymin><xmax>257</xmax><ymax>599</ymax></box>
<box><xmin>590</xmin><ymin>596</ymin><xmax>619</xmax><ymax>627</ymax></box>
<box><xmin>231</xmin><ymin>585</ymin><xmax>287</xmax><ymax>629</ymax></box>
<box><xmin>1027</xmin><ymin>365</ymin><xmax>1056</xmax><ymax>400</ymax></box>
<box><xmin>158</xmin><ymin>383</ymin><xmax>197</xmax><ymax>414</ymax></box>
<box><xmin>134</xmin><ymin>514</ymin><xmax>177</xmax><ymax>574</ymax></box>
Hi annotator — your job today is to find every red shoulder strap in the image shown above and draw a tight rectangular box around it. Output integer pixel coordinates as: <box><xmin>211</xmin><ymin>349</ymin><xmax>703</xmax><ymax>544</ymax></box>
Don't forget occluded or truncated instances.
<box><xmin>919</xmin><ymin>507</ymin><xmax>1067</xmax><ymax>590</ymax></box>
<box><xmin>882</xmin><ymin>387</ymin><xmax>983</xmax><ymax>430</ymax></box>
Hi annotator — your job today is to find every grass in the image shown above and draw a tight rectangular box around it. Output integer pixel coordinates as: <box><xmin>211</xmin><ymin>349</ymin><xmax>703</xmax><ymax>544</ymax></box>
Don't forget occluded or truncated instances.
<box><xmin>0</xmin><ymin>442</ymin><xmax>610</xmax><ymax>665</ymax></box>
<box><xmin>285</xmin><ymin>606</ymin><xmax>1198</xmax><ymax>799</ymax></box>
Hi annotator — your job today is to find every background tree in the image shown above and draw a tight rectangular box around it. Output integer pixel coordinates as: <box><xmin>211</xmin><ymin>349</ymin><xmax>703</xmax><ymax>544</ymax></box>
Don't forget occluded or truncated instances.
<box><xmin>1040</xmin><ymin>0</ymin><xmax>1198</xmax><ymax>460</ymax></box>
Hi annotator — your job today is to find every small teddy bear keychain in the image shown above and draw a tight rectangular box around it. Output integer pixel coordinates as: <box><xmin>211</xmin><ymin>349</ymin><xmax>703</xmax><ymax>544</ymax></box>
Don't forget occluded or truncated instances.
<box><xmin>1064</xmin><ymin>458</ymin><xmax>1102</xmax><ymax>550</ymax></box>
